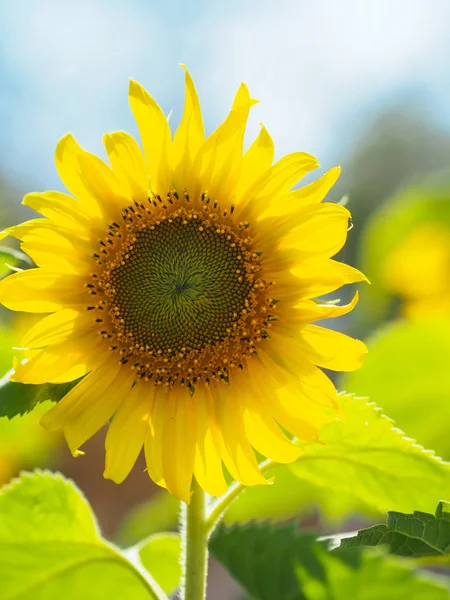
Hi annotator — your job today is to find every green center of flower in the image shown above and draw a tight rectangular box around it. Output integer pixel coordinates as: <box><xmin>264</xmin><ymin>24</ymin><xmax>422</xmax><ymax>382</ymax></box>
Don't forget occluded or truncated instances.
<box><xmin>109</xmin><ymin>217</ymin><xmax>252</xmax><ymax>354</ymax></box>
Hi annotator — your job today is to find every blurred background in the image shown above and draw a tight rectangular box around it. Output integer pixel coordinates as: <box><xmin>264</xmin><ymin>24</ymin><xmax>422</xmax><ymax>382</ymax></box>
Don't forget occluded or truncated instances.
<box><xmin>1</xmin><ymin>1</ymin><xmax>450</xmax><ymax>598</ymax></box>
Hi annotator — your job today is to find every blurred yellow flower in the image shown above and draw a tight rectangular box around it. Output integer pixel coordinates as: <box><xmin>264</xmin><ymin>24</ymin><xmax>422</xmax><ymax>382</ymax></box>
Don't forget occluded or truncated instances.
<box><xmin>0</xmin><ymin>68</ymin><xmax>367</xmax><ymax>502</ymax></box>
<box><xmin>0</xmin><ymin>455</ymin><xmax>14</xmax><ymax>486</ymax></box>
<box><xmin>383</xmin><ymin>224</ymin><xmax>450</xmax><ymax>318</ymax></box>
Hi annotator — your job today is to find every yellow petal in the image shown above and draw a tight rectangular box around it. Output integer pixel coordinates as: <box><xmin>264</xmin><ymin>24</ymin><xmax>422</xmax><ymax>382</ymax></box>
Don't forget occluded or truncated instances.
<box><xmin>11</xmin><ymin>332</ymin><xmax>105</xmax><ymax>384</ymax></box>
<box><xmin>55</xmin><ymin>134</ymin><xmax>128</xmax><ymax>219</ymax></box>
<box><xmin>129</xmin><ymin>79</ymin><xmax>172</xmax><ymax>195</ymax></box>
<box><xmin>264</xmin><ymin>167</ymin><xmax>341</xmax><ymax>218</ymax></box>
<box><xmin>162</xmin><ymin>389</ymin><xmax>196</xmax><ymax>503</ymax></box>
<box><xmin>1</xmin><ymin>219</ymin><xmax>58</xmax><ymax>242</ymax></box>
<box><xmin>23</xmin><ymin>191</ymin><xmax>98</xmax><ymax>235</ymax></box>
<box><xmin>273</xmin><ymin>387</ymin><xmax>329</xmax><ymax>439</ymax></box>
<box><xmin>281</xmin><ymin>203</ymin><xmax>351</xmax><ymax>258</ymax></box>
<box><xmin>235</xmin><ymin>125</ymin><xmax>274</xmax><ymax>200</ymax></box>
<box><xmin>64</xmin><ymin>368</ymin><xmax>134</xmax><ymax>454</ymax></box>
<box><xmin>173</xmin><ymin>65</ymin><xmax>205</xmax><ymax>192</ymax></box>
<box><xmin>104</xmin><ymin>383</ymin><xmax>154</xmax><ymax>483</ymax></box>
<box><xmin>0</xmin><ymin>269</ymin><xmax>89</xmax><ymax>312</ymax></box>
<box><xmin>244</xmin><ymin>357</ymin><xmax>325</xmax><ymax>441</ymax></box>
<box><xmin>21</xmin><ymin>309</ymin><xmax>91</xmax><ymax>349</ymax></box>
<box><xmin>18</xmin><ymin>224</ymin><xmax>92</xmax><ymax>250</ymax></box>
<box><xmin>214</xmin><ymin>384</ymin><xmax>268</xmax><ymax>486</ymax></box>
<box><xmin>242</xmin><ymin>399</ymin><xmax>302</xmax><ymax>464</ymax></box>
<box><xmin>258</xmin><ymin>344</ymin><xmax>338</xmax><ymax>410</ymax></box>
<box><xmin>193</xmin><ymin>385</ymin><xmax>228</xmax><ymax>496</ymax></box>
<box><xmin>291</xmin><ymin>259</ymin><xmax>368</xmax><ymax>299</ymax></box>
<box><xmin>41</xmin><ymin>357</ymin><xmax>123</xmax><ymax>431</ymax></box>
<box><xmin>240</xmin><ymin>152</ymin><xmax>319</xmax><ymax>220</ymax></box>
<box><xmin>293</xmin><ymin>292</ymin><xmax>359</xmax><ymax>323</ymax></box>
<box><xmin>256</xmin><ymin>338</ymin><xmax>308</xmax><ymax>384</ymax></box>
<box><xmin>103</xmin><ymin>131</ymin><xmax>149</xmax><ymax>202</ymax></box>
<box><xmin>288</xmin><ymin>166</ymin><xmax>340</xmax><ymax>205</ymax></box>
<box><xmin>192</xmin><ymin>83</ymin><xmax>256</xmax><ymax>202</ymax></box>
<box><xmin>297</xmin><ymin>324</ymin><xmax>368</xmax><ymax>372</ymax></box>
<box><xmin>294</xmin><ymin>360</ymin><xmax>339</xmax><ymax>410</ymax></box>
<box><xmin>20</xmin><ymin>228</ymin><xmax>92</xmax><ymax>274</ymax></box>
<box><xmin>144</xmin><ymin>387</ymin><xmax>167</xmax><ymax>488</ymax></box>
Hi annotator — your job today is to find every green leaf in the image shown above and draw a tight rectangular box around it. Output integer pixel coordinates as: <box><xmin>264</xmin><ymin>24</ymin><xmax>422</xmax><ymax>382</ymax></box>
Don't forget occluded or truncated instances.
<box><xmin>211</xmin><ymin>521</ymin><xmax>450</xmax><ymax>600</ymax></box>
<box><xmin>0</xmin><ymin>246</ymin><xmax>29</xmax><ymax>278</ymax></box>
<box><xmin>297</xmin><ymin>546</ymin><xmax>450</xmax><ymax>600</ymax></box>
<box><xmin>0</xmin><ymin>471</ymin><xmax>165</xmax><ymax>599</ymax></box>
<box><xmin>340</xmin><ymin>502</ymin><xmax>450</xmax><ymax>558</ymax></box>
<box><xmin>341</xmin><ymin>320</ymin><xmax>450</xmax><ymax>460</ymax></box>
<box><xmin>289</xmin><ymin>394</ymin><xmax>450</xmax><ymax>514</ymax></box>
<box><xmin>340</xmin><ymin>525</ymin><xmax>388</xmax><ymax>549</ymax></box>
<box><xmin>226</xmin><ymin>394</ymin><xmax>450</xmax><ymax>524</ymax></box>
<box><xmin>436</xmin><ymin>500</ymin><xmax>450</xmax><ymax>521</ymax></box>
<box><xmin>210</xmin><ymin>521</ymin><xmax>329</xmax><ymax>600</ymax></box>
<box><xmin>225</xmin><ymin>464</ymin><xmax>370</xmax><ymax>525</ymax></box>
<box><xmin>136</xmin><ymin>534</ymin><xmax>181</xmax><ymax>595</ymax></box>
<box><xmin>0</xmin><ymin>369</ymin><xmax>80</xmax><ymax>418</ymax></box>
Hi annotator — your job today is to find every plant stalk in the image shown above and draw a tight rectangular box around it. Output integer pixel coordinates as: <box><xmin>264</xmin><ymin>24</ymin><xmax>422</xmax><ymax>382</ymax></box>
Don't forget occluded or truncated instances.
<box><xmin>181</xmin><ymin>478</ymin><xmax>208</xmax><ymax>600</ymax></box>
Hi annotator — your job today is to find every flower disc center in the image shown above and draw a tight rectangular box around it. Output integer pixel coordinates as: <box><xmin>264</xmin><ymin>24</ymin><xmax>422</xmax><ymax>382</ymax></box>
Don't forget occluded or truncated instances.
<box><xmin>92</xmin><ymin>197</ymin><xmax>274</xmax><ymax>387</ymax></box>
<box><xmin>109</xmin><ymin>216</ymin><xmax>252</xmax><ymax>355</ymax></box>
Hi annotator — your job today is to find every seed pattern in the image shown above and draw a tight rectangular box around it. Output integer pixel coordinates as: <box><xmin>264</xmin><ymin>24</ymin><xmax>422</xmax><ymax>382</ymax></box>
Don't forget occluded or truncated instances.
<box><xmin>110</xmin><ymin>217</ymin><xmax>253</xmax><ymax>353</ymax></box>
<box><xmin>87</xmin><ymin>191</ymin><xmax>275</xmax><ymax>391</ymax></box>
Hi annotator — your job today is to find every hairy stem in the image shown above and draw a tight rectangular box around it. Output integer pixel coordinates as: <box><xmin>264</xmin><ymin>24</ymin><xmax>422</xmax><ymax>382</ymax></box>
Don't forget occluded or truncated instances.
<box><xmin>180</xmin><ymin>479</ymin><xmax>208</xmax><ymax>600</ymax></box>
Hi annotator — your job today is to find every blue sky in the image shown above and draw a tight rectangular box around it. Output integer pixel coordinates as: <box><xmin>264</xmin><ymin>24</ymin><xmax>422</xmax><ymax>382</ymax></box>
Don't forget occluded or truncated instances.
<box><xmin>2</xmin><ymin>0</ymin><xmax>450</xmax><ymax>192</ymax></box>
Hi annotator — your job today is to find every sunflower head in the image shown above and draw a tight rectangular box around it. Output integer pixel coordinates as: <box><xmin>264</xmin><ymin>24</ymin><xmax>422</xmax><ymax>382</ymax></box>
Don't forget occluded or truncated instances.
<box><xmin>0</xmin><ymin>67</ymin><xmax>367</xmax><ymax>502</ymax></box>
<box><xmin>92</xmin><ymin>196</ymin><xmax>274</xmax><ymax>390</ymax></box>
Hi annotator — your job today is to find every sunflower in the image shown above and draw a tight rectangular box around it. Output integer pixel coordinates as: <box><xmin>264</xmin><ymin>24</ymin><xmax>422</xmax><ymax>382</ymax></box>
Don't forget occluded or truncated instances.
<box><xmin>0</xmin><ymin>67</ymin><xmax>367</xmax><ymax>502</ymax></box>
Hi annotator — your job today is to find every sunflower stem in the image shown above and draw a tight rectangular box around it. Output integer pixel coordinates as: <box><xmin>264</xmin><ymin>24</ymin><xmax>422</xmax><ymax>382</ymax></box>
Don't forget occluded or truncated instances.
<box><xmin>181</xmin><ymin>478</ymin><xmax>208</xmax><ymax>600</ymax></box>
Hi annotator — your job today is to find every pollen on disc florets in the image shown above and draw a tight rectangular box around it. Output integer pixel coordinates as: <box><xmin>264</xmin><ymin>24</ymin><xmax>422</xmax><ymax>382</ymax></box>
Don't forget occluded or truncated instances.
<box><xmin>86</xmin><ymin>190</ymin><xmax>276</xmax><ymax>391</ymax></box>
